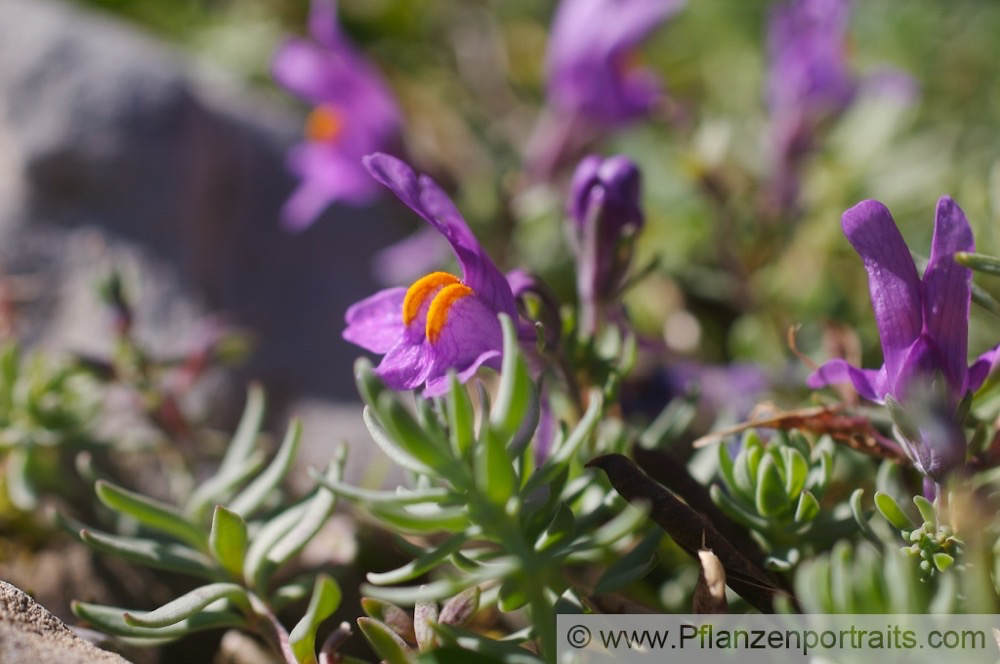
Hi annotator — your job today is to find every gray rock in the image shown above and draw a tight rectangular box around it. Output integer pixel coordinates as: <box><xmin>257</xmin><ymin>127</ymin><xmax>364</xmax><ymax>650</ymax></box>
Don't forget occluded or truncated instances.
<box><xmin>0</xmin><ymin>0</ymin><xmax>407</xmax><ymax>411</ymax></box>
<box><xmin>0</xmin><ymin>579</ymin><xmax>133</xmax><ymax>663</ymax></box>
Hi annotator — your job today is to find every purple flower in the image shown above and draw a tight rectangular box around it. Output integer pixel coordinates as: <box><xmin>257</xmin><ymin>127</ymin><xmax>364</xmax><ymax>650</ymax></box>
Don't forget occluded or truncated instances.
<box><xmin>765</xmin><ymin>0</ymin><xmax>855</xmax><ymax>210</ymax></box>
<box><xmin>272</xmin><ymin>0</ymin><xmax>402</xmax><ymax>230</ymax></box>
<box><xmin>807</xmin><ymin>197</ymin><xmax>998</xmax><ymax>477</ymax></box>
<box><xmin>546</xmin><ymin>0</ymin><xmax>683</xmax><ymax>126</ymax></box>
<box><xmin>343</xmin><ymin>154</ymin><xmax>519</xmax><ymax>396</ymax></box>
<box><xmin>567</xmin><ymin>155</ymin><xmax>644</xmax><ymax>334</ymax></box>
<box><xmin>527</xmin><ymin>0</ymin><xmax>684</xmax><ymax>176</ymax></box>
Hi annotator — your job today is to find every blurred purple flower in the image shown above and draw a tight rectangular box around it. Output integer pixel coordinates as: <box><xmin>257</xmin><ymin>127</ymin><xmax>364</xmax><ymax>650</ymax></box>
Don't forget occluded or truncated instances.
<box><xmin>547</xmin><ymin>0</ymin><xmax>683</xmax><ymax>126</ymax></box>
<box><xmin>527</xmin><ymin>0</ymin><xmax>684</xmax><ymax>176</ymax></box>
<box><xmin>765</xmin><ymin>0</ymin><xmax>855</xmax><ymax>210</ymax></box>
<box><xmin>669</xmin><ymin>361</ymin><xmax>771</xmax><ymax>422</ymax></box>
<box><xmin>343</xmin><ymin>154</ymin><xmax>519</xmax><ymax>396</ymax></box>
<box><xmin>807</xmin><ymin>197</ymin><xmax>998</xmax><ymax>477</ymax></box>
<box><xmin>272</xmin><ymin>0</ymin><xmax>402</xmax><ymax>230</ymax></box>
<box><xmin>567</xmin><ymin>155</ymin><xmax>644</xmax><ymax>334</ymax></box>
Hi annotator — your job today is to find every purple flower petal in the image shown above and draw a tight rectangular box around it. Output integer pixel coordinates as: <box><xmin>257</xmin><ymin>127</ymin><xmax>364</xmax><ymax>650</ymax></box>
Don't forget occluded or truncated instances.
<box><xmin>376</xmin><ymin>337</ymin><xmax>434</xmax><ymax>391</ymax></box>
<box><xmin>424</xmin><ymin>292</ymin><xmax>504</xmax><ymax>385</ymax></box>
<box><xmin>308</xmin><ymin>0</ymin><xmax>340</xmax><ymax>49</ymax></box>
<box><xmin>546</xmin><ymin>0</ymin><xmax>684</xmax><ymax>125</ymax></box>
<box><xmin>272</xmin><ymin>38</ymin><xmax>338</xmax><ymax>103</ymax></box>
<box><xmin>343</xmin><ymin>287</ymin><xmax>407</xmax><ymax>354</ymax></box>
<box><xmin>922</xmin><ymin>196</ymin><xmax>974</xmax><ymax>393</ymax></box>
<box><xmin>423</xmin><ymin>350</ymin><xmax>501</xmax><ymax>398</ymax></box>
<box><xmin>968</xmin><ymin>344</ymin><xmax>1000</xmax><ymax>393</ymax></box>
<box><xmin>363</xmin><ymin>154</ymin><xmax>518</xmax><ymax>320</ymax></box>
<box><xmin>841</xmin><ymin>200</ymin><xmax>922</xmax><ymax>394</ymax></box>
<box><xmin>805</xmin><ymin>358</ymin><xmax>882</xmax><ymax>402</ymax></box>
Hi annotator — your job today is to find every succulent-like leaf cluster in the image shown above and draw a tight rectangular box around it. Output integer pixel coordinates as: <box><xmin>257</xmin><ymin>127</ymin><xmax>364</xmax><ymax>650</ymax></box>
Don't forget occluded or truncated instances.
<box><xmin>68</xmin><ymin>386</ymin><xmax>347</xmax><ymax>664</ymax></box>
<box><xmin>710</xmin><ymin>430</ymin><xmax>835</xmax><ymax>569</ymax></box>
<box><xmin>0</xmin><ymin>344</ymin><xmax>102</xmax><ymax>510</ymax></box>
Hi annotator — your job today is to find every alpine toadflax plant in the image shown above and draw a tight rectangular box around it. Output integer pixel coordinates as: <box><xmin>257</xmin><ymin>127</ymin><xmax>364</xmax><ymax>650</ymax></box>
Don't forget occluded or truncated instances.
<box><xmin>272</xmin><ymin>0</ymin><xmax>402</xmax><ymax>230</ymax></box>
<box><xmin>343</xmin><ymin>154</ymin><xmax>519</xmax><ymax>396</ymax></box>
<box><xmin>808</xmin><ymin>197</ymin><xmax>997</xmax><ymax>478</ymax></box>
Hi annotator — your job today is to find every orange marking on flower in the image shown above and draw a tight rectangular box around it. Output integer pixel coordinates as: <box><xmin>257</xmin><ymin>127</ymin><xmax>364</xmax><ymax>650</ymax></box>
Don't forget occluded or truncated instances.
<box><xmin>426</xmin><ymin>283</ymin><xmax>474</xmax><ymax>343</ymax></box>
<box><xmin>402</xmin><ymin>272</ymin><xmax>461</xmax><ymax>326</ymax></box>
<box><xmin>305</xmin><ymin>105</ymin><xmax>345</xmax><ymax>143</ymax></box>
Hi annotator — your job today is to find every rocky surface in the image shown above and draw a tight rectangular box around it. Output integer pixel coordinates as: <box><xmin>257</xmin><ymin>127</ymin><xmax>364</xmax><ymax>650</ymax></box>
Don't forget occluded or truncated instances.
<box><xmin>0</xmin><ymin>579</ymin><xmax>133</xmax><ymax>663</ymax></box>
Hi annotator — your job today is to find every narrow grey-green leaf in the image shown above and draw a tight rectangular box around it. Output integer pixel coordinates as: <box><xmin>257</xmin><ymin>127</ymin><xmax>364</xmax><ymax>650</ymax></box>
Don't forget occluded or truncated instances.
<box><xmin>185</xmin><ymin>451</ymin><xmax>265</xmax><ymax>523</ymax></box>
<box><xmin>255</xmin><ymin>459</ymin><xmax>341</xmax><ymax>590</ymax></box>
<box><xmin>311</xmin><ymin>471</ymin><xmax>450</xmax><ymax>505</ymax></box>
<box><xmin>782</xmin><ymin>446</ymin><xmax>809</xmax><ymax>499</ymax></box>
<box><xmin>446</xmin><ymin>372</ymin><xmax>475</xmax><ymax>459</ymax></box>
<box><xmin>355</xmin><ymin>357</ymin><xmax>386</xmax><ymax>409</ymax></box>
<box><xmin>5</xmin><ymin>447</ymin><xmax>37</xmax><ymax>510</ymax></box>
<box><xmin>497</xmin><ymin>578</ymin><xmax>528</xmax><ymax>612</ymax></box>
<box><xmin>80</xmin><ymin>528</ymin><xmax>218</xmax><ymax>580</ymax></box>
<box><xmin>716</xmin><ymin>442</ymin><xmax>737</xmax><ymax>494</ymax></box>
<box><xmin>590</xmin><ymin>503</ymin><xmax>649</xmax><ymax>547</ymax></box>
<box><xmin>361</xmin><ymin>598</ymin><xmax>416</xmax><ymax>644</ymax></box>
<box><xmin>377</xmin><ymin>393</ymin><xmax>457</xmax><ymax>477</ymax></box>
<box><xmin>475</xmin><ymin>427</ymin><xmax>517</xmax><ymax>507</ymax></box>
<box><xmin>874</xmin><ymin>491</ymin><xmax>914</xmax><ymax>530</ymax></box>
<box><xmin>243</xmin><ymin>500</ymin><xmax>309</xmax><ymax>587</ymax></box>
<box><xmin>912</xmin><ymin>495</ymin><xmax>937</xmax><ymax>527</ymax></box>
<box><xmin>357</xmin><ymin>617</ymin><xmax>417</xmax><ymax>664</ymax></box>
<box><xmin>731</xmin><ymin>445</ymin><xmax>755</xmax><ymax>502</ymax></box>
<box><xmin>490</xmin><ymin>314</ymin><xmax>533</xmax><ymax>443</ymax></box>
<box><xmin>95</xmin><ymin>480</ymin><xmax>207</xmax><ymax>550</ymax></box>
<box><xmin>754</xmin><ymin>454</ymin><xmax>788</xmax><ymax>518</ymax></box>
<box><xmin>209</xmin><ymin>506</ymin><xmax>248</xmax><ymax>580</ymax></box>
<box><xmin>430</xmin><ymin>623</ymin><xmax>543</xmax><ymax>664</ymax></box>
<box><xmin>551</xmin><ymin>389</ymin><xmax>603</xmax><ymax>465</ymax></box>
<box><xmin>367</xmin><ymin>503</ymin><xmax>469</xmax><ymax>534</ymax></box>
<box><xmin>218</xmin><ymin>383</ymin><xmax>265</xmax><ymax>478</ymax></box>
<box><xmin>849</xmin><ymin>489</ymin><xmax>881</xmax><ymax>545</ymax></box>
<box><xmin>535</xmin><ymin>502</ymin><xmax>576</xmax><ymax>552</ymax></box>
<box><xmin>367</xmin><ymin>533</ymin><xmax>468</xmax><ymax>586</ymax></box>
<box><xmin>709</xmin><ymin>485</ymin><xmax>771</xmax><ymax>531</ymax></box>
<box><xmin>229</xmin><ymin>419</ymin><xmax>302</xmax><ymax>518</ymax></box>
<box><xmin>955</xmin><ymin>250</ymin><xmax>1000</xmax><ymax>276</ymax></box>
<box><xmin>123</xmin><ymin>583</ymin><xmax>248</xmax><ymax>628</ymax></box>
<box><xmin>290</xmin><ymin>574</ymin><xmax>342</xmax><ymax>664</ymax></box>
<box><xmin>73</xmin><ymin>601</ymin><xmax>245</xmax><ymax>639</ymax></box>
<box><xmin>593</xmin><ymin>531</ymin><xmax>662</xmax><ymax>595</ymax></box>
<box><xmin>793</xmin><ymin>490</ymin><xmax>820</xmax><ymax>524</ymax></box>
<box><xmin>414</xmin><ymin>598</ymin><xmax>439</xmax><ymax>651</ymax></box>
<box><xmin>363</xmin><ymin>406</ymin><xmax>436</xmax><ymax>476</ymax></box>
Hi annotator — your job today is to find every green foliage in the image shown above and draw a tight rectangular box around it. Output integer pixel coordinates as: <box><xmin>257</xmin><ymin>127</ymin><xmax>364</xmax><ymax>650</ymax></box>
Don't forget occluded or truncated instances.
<box><xmin>794</xmin><ymin>539</ymin><xmax>957</xmax><ymax>614</ymax></box>
<box><xmin>70</xmin><ymin>386</ymin><xmax>348</xmax><ymax>664</ymax></box>
<box><xmin>860</xmin><ymin>490</ymin><xmax>964</xmax><ymax>580</ymax></box>
<box><xmin>0</xmin><ymin>344</ymin><xmax>102</xmax><ymax>510</ymax></box>
<box><xmin>317</xmin><ymin>315</ymin><xmax>637</xmax><ymax>662</ymax></box>
<box><xmin>710</xmin><ymin>430</ymin><xmax>841</xmax><ymax>569</ymax></box>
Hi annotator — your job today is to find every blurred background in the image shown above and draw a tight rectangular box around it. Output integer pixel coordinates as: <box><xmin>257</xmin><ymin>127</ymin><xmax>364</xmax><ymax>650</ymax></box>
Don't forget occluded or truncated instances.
<box><xmin>2</xmin><ymin>0</ymin><xmax>1000</xmax><ymax>468</ymax></box>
